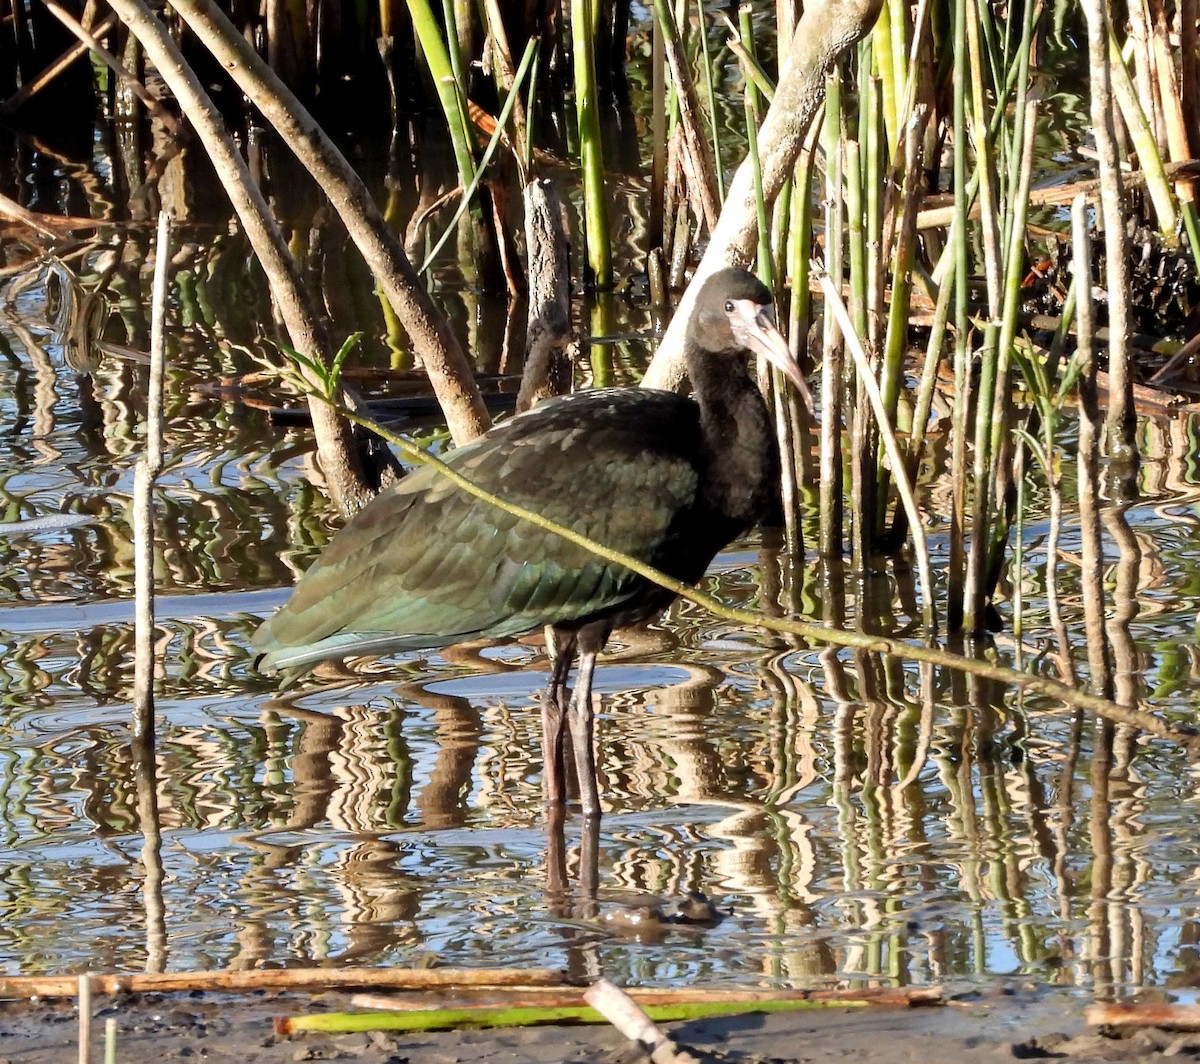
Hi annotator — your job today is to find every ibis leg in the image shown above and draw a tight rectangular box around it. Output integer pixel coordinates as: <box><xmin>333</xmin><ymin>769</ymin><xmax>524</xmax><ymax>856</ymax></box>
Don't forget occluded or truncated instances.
<box><xmin>544</xmin><ymin>803</ymin><xmax>569</xmax><ymax>907</ymax></box>
<box><xmin>541</xmin><ymin>627</ymin><xmax>576</xmax><ymax>807</ymax></box>
<box><xmin>566</xmin><ymin>629</ymin><xmax>605</xmax><ymax>817</ymax></box>
<box><xmin>577</xmin><ymin>811</ymin><xmax>600</xmax><ymax>914</ymax></box>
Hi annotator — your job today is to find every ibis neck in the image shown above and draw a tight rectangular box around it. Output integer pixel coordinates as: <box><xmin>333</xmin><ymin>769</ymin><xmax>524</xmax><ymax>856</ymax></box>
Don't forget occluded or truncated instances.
<box><xmin>686</xmin><ymin>345</ymin><xmax>778</xmax><ymax>526</ymax></box>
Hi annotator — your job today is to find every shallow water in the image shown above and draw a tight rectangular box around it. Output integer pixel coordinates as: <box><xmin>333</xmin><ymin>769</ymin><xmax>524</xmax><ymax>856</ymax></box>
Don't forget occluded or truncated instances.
<box><xmin>2</xmin><ymin>337</ymin><xmax>1200</xmax><ymax>997</ymax></box>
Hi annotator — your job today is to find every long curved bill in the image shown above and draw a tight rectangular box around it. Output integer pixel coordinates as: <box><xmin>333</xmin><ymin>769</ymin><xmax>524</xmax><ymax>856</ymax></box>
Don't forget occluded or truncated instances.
<box><xmin>730</xmin><ymin>299</ymin><xmax>815</xmax><ymax>418</ymax></box>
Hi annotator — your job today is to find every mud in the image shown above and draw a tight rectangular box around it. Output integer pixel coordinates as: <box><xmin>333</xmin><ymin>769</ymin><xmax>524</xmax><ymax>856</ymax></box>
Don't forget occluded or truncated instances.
<box><xmin>0</xmin><ymin>986</ymin><xmax>1193</xmax><ymax>1064</ymax></box>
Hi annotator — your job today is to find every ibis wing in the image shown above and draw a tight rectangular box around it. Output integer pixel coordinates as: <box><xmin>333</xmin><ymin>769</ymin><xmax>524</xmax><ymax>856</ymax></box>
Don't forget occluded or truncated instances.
<box><xmin>253</xmin><ymin>390</ymin><xmax>705</xmax><ymax>668</ymax></box>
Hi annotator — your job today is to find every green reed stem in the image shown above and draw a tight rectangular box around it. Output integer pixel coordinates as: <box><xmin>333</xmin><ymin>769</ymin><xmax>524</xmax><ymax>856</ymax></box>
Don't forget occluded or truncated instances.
<box><xmin>739</xmin><ymin>4</ymin><xmax>798</xmax><ymax>551</ymax></box>
<box><xmin>845</xmin><ymin>139</ymin><xmax>866</xmax><ymax>339</ymax></box>
<box><xmin>696</xmin><ymin>0</ymin><xmax>725</xmax><ymax>201</ymax></box>
<box><xmin>998</xmin><ymin>0</ymin><xmax>1036</xmax><ymax>254</ymax></box>
<box><xmin>981</xmin><ymin>100</ymin><xmax>1039</xmax><ymax>587</ymax></box>
<box><xmin>948</xmin><ymin>0</ymin><xmax>969</xmax><ymax>629</ymax></box>
<box><xmin>649</xmin><ymin>11</ymin><xmax>666</xmax><ymax>251</ymax></box>
<box><xmin>895</xmin><ymin>0</ymin><xmax>930</xmax><ymax>131</ymax></box>
<box><xmin>407</xmin><ymin>0</ymin><xmax>476</xmax><ymax>192</ymax></box>
<box><xmin>864</xmin><ymin>75</ymin><xmax>882</xmax><ymax>348</ymax></box>
<box><xmin>964</xmin><ymin>317</ymin><xmax>1000</xmax><ymax>633</ymax></box>
<box><xmin>738</xmin><ymin>5</ymin><xmax>771</xmax><ymax>283</ymax></box>
<box><xmin>851</xmin><ymin>71</ymin><xmax>882</xmax><ymax>562</ymax></box>
<box><xmin>975</xmin><ymin>0</ymin><xmax>1002</xmax><ymax>94</ymax></box>
<box><xmin>1106</xmin><ymin>22</ymin><xmax>1179</xmax><ymax>235</ymax></box>
<box><xmin>820</xmin><ymin>74</ymin><xmax>846</xmax><ymax>560</ymax></box>
<box><xmin>282</xmin><ymin>999</ymin><xmax>862</xmax><ymax>1035</ymax></box>
<box><xmin>878</xmin><ymin>107</ymin><xmax>925</xmax><ymax>411</ymax></box>
<box><xmin>844</xmin><ymin>120</ymin><xmax>870</xmax><ymax>566</ymax></box>
<box><xmin>823</xmin><ymin>276</ymin><xmax>934</xmax><ymax>628</ymax></box>
<box><xmin>524</xmin><ymin>44</ymin><xmax>541</xmax><ymax>175</ymax></box>
<box><xmin>788</xmin><ymin>135</ymin><xmax>817</xmax><ymax>364</ymax></box>
<box><xmin>1012</xmin><ymin>445</ymin><xmax>1026</xmax><ymax>647</ymax></box>
<box><xmin>876</xmin><ymin>108</ymin><xmax>926</xmax><ymax>543</ymax></box>
<box><xmin>967</xmin><ymin>0</ymin><xmax>1001</xmax><ymax>314</ymax></box>
<box><xmin>903</xmin><ymin>227</ymin><xmax>957</xmax><ymax>489</ymax></box>
<box><xmin>888</xmin><ymin>0</ymin><xmax>908</xmax><ymax>135</ymax></box>
<box><xmin>439</xmin><ymin>0</ymin><xmax>466</xmax><ymax>94</ymax></box>
<box><xmin>572</xmin><ymin>0</ymin><xmax>612</xmax><ymax>287</ymax></box>
<box><xmin>419</xmin><ymin>38</ymin><xmax>538</xmax><ymax>274</ymax></box>
<box><xmin>871</xmin><ymin>1</ymin><xmax>898</xmax><ymax>154</ymax></box>
<box><xmin>726</xmin><ymin>37</ymin><xmax>776</xmax><ymax>102</ymax></box>
<box><xmin>589</xmin><ymin>294</ymin><xmax>614</xmax><ymax>385</ymax></box>
<box><xmin>856</xmin><ymin>36</ymin><xmax>872</xmax><ymax>142</ymax></box>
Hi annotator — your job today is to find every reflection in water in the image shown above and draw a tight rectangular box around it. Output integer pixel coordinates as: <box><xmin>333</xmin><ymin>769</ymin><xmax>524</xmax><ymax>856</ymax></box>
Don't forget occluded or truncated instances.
<box><xmin>2</xmin><ymin>381</ymin><xmax>1194</xmax><ymax>994</ymax></box>
<box><xmin>132</xmin><ymin>737</ymin><xmax>166</xmax><ymax>973</ymax></box>
<box><xmin>0</xmin><ymin>559</ymin><xmax>1199</xmax><ymax>990</ymax></box>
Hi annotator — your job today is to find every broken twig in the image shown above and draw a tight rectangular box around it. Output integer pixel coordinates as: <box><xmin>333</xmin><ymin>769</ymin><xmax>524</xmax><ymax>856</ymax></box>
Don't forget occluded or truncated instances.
<box><xmin>583</xmin><ymin>978</ymin><xmax>700</xmax><ymax>1064</ymax></box>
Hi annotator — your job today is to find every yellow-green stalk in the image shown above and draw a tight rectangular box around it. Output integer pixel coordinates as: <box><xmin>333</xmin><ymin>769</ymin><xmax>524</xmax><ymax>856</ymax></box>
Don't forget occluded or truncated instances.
<box><xmin>407</xmin><ymin>0</ymin><xmax>476</xmax><ymax>193</ymax></box>
<box><xmin>571</xmin><ymin>0</ymin><xmax>612</xmax><ymax>287</ymax></box>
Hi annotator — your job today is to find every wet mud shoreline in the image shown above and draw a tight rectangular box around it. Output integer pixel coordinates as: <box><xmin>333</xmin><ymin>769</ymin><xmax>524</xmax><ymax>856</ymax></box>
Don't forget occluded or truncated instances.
<box><xmin>1</xmin><ymin>986</ymin><xmax>1192</xmax><ymax>1064</ymax></box>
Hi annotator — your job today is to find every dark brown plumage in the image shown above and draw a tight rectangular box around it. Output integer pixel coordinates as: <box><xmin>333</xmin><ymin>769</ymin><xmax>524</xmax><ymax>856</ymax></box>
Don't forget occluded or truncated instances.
<box><xmin>253</xmin><ymin>268</ymin><xmax>807</xmax><ymax>816</ymax></box>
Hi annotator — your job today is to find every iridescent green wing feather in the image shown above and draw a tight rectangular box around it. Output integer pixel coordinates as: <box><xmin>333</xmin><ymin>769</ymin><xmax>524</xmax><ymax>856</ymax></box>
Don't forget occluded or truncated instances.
<box><xmin>253</xmin><ymin>390</ymin><xmax>703</xmax><ymax>669</ymax></box>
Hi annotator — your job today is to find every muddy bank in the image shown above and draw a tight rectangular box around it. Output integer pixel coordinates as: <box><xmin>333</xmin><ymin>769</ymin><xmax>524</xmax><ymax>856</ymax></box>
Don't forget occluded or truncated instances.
<box><xmin>1</xmin><ymin>987</ymin><xmax>1194</xmax><ymax>1064</ymax></box>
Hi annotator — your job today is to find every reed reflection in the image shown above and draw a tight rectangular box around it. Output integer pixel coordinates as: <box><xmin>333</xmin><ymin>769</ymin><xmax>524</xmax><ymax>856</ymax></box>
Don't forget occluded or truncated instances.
<box><xmin>0</xmin><ymin>595</ymin><xmax>1195</xmax><ymax>990</ymax></box>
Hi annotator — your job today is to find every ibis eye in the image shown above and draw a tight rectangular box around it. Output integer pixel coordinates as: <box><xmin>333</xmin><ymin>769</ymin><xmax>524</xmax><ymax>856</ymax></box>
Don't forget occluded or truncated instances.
<box><xmin>724</xmin><ymin>300</ymin><xmax>735</xmax><ymax>313</ymax></box>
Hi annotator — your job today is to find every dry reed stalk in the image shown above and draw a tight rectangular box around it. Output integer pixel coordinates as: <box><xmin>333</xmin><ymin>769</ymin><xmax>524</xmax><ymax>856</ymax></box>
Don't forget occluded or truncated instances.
<box><xmin>916</xmin><ymin>160</ymin><xmax>1200</xmax><ymax>229</ymax></box>
<box><xmin>77</xmin><ymin>975</ymin><xmax>92</xmax><ymax>1064</ymax></box>
<box><xmin>347</xmin><ymin>985</ymin><xmax>945</xmax><ymax>1010</ymax></box>
<box><xmin>480</xmin><ymin>0</ymin><xmax>529</xmax><ymax>154</ymax></box>
<box><xmin>107</xmin><ymin>0</ymin><xmax>391</xmax><ymax>515</ymax></box>
<box><xmin>649</xmin><ymin>0</ymin><xmax>720</xmax><ymax>232</ymax></box>
<box><xmin>648</xmin><ymin>10</ymin><xmax>667</xmax><ymax>252</ymax></box>
<box><xmin>0</xmin><ymin>191</ymin><xmax>84</xmax><ymax>238</ymax></box>
<box><xmin>517</xmin><ymin>178</ymin><xmax>573</xmax><ymax>411</ymax></box>
<box><xmin>1149</xmin><ymin>329</ymin><xmax>1200</xmax><ymax>384</ymax></box>
<box><xmin>1088</xmin><ymin>1003</ymin><xmax>1200</xmax><ymax>1030</ymax></box>
<box><xmin>0</xmin><ymin>968</ymin><xmax>566</xmax><ymax>999</ymax></box>
<box><xmin>131</xmin><ymin>210</ymin><xmax>170</xmax><ymax>741</ymax></box>
<box><xmin>1147</xmin><ymin>0</ymin><xmax>1192</xmax><ymax>181</ymax></box>
<box><xmin>1126</xmin><ymin>0</ymin><xmax>1167</xmax><ymax>151</ymax></box>
<box><xmin>1072</xmin><ymin>195</ymin><xmax>1114</xmax><ymax>698</ymax></box>
<box><xmin>1081</xmin><ymin>0</ymin><xmax>1135</xmax><ymax>456</ymax></box>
